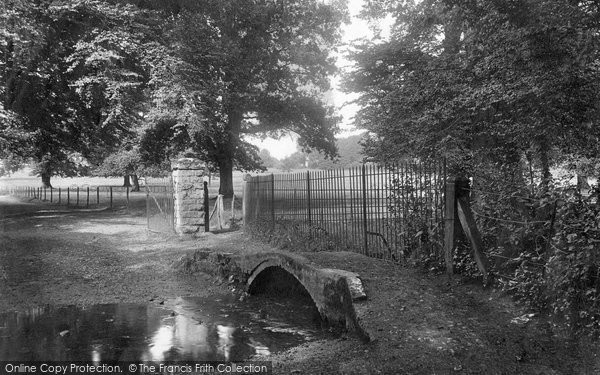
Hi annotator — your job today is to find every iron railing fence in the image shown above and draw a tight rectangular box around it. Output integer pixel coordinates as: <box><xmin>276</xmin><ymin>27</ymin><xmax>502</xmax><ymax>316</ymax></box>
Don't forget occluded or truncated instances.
<box><xmin>244</xmin><ymin>161</ymin><xmax>447</xmax><ymax>261</ymax></box>
<box><xmin>0</xmin><ymin>185</ymin><xmax>135</xmax><ymax>208</ymax></box>
<box><xmin>146</xmin><ymin>183</ymin><xmax>175</xmax><ymax>233</ymax></box>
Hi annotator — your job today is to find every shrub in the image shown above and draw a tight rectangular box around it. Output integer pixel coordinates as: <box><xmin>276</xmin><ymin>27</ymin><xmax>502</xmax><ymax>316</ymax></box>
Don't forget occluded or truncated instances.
<box><xmin>546</xmin><ymin>189</ymin><xmax>600</xmax><ymax>335</ymax></box>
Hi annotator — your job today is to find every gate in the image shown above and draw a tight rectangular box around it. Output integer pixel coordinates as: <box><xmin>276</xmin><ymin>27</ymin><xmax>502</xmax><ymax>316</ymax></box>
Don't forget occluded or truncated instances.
<box><xmin>146</xmin><ymin>182</ymin><xmax>175</xmax><ymax>233</ymax></box>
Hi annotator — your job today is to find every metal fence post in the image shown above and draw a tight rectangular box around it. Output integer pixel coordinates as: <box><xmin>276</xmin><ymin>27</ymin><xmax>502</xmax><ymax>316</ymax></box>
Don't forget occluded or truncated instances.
<box><xmin>443</xmin><ymin>177</ymin><xmax>456</xmax><ymax>277</ymax></box>
<box><xmin>271</xmin><ymin>173</ymin><xmax>275</xmax><ymax>227</ymax></box>
<box><xmin>362</xmin><ymin>164</ymin><xmax>368</xmax><ymax>255</ymax></box>
<box><xmin>204</xmin><ymin>181</ymin><xmax>209</xmax><ymax>232</ymax></box>
<box><xmin>306</xmin><ymin>171</ymin><xmax>312</xmax><ymax>228</ymax></box>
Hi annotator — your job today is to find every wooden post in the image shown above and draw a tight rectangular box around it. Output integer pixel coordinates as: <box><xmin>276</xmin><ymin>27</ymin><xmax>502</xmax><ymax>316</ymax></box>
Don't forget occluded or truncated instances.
<box><xmin>67</xmin><ymin>187</ymin><xmax>70</xmax><ymax>206</ymax></box>
<box><xmin>58</xmin><ymin>188</ymin><xmax>61</xmax><ymax>204</ymax></box>
<box><xmin>443</xmin><ymin>178</ymin><xmax>456</xmax><ymax>277</ymax></box>
<box><xmin>109</xmin><ymin>186</ymin><xmax>113</xmax><ymax>209</ymax></box>
<box><xmin>217</xmin><ymin>194</ymin><xmax>224</xmax><ymax>230</ymax></box>
<box><xmin>96</xmin><ymin>186</ymin><xmax>99</xmax><ymax>204</ymax></box>
<box><xmin>231</xmin><ymin>194</ymin><xmax>236</xmax><ymax>223</ymax></box>
<box><xmin>76</xmin><ymin>187</ymin><xmax>79</xmax><ymax>206</ymax></box>
<box><xmin>455</xmin><ymin>177</ymin><xmax>489</xmax><ymax>284</ymax></box>
<box><xmin>86</xmin><ymin>187</ymin><xmax>90</xmax><ymax>208</ymax></box>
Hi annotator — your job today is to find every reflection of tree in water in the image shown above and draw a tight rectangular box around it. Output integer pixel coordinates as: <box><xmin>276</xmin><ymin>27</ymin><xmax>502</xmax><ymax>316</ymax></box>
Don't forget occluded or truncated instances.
<box><xmin>0</xmin><ymin>296</ymin><xmax>325</xmax><ymax>361</ymax></box>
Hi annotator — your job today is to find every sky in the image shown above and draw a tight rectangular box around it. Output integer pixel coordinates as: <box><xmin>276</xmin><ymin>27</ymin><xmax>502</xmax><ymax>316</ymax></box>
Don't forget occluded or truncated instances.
<box><xmin>247</xmin><ymin>0</ymin><xmax>389</xmax><ymax>160</ymax></box>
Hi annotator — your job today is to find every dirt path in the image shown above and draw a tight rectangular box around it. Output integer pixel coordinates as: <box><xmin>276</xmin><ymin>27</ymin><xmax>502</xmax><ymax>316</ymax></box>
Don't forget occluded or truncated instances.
<box><xmin>1</xmin><ymin>195</ymin><xmax>599</xmax><ymax>374</ymax></box>
<box><xmin>0</xmin><ymin>195</ymin><xmax>235</xmax><ymax>310</ymax></box>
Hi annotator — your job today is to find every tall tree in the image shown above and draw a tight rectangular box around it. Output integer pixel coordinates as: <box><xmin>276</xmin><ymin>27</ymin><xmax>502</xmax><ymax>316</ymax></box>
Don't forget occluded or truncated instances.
<box><xmin>346</xmin><ymin>0</ymin><xmax>600</xmax><ymax>178</ymax></box>
<box><xmin>142</xmin><ymin>0</ymin><xmax>347</xmax><ymax>197</ymax></box>
<box><xmin>0</xmin><ymin>0</ymin><xmax>166</xmax><ymax>187</ymax></box>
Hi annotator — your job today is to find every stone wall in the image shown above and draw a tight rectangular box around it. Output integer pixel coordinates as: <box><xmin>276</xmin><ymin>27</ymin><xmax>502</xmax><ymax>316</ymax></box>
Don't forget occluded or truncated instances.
<box><xmin>172</xmin><ymin>158</ymin><xmax>205</xmax><ymax>235</ymax></box>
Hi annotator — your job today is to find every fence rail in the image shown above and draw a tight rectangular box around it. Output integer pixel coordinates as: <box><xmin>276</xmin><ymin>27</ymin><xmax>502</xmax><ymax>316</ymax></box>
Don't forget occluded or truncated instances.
<box><xmin>244</xmin><ymin>161</ymin><xmax>447</xmax><ymax>261</ymax></box>
<box><xmin>0</xmin><ymin>185</ymin><xmax>134</xmax><ymax>209</ymax></box>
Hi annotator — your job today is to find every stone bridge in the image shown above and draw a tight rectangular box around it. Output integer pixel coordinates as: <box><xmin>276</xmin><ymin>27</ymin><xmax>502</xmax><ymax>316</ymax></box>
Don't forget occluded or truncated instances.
<box><xmin>211</xmin><ymin>251</ymin><xmax>370</xmax><ymax>342</ymax></box>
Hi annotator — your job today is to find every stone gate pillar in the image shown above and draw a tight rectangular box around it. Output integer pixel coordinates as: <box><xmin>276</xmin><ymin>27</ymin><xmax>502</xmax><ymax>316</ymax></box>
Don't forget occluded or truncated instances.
<box><xmin>172</xmin><ymin>158</ymin><xmax>206</xmax><ymax>235</ymax></box>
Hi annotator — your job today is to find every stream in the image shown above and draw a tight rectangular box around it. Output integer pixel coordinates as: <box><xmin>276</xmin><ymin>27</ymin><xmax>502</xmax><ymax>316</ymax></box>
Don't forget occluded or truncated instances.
<box><xmin>0</xmin><ymin>293</ymin><xmax>332</xmax><ymax>361</ymax></box>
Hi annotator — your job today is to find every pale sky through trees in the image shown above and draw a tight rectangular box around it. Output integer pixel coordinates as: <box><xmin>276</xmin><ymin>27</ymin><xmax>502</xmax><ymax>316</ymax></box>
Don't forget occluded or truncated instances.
<box><xmin>247</xmin><ymin>0</ymin><xmax>391</xmax><ymax>160</ymax></box>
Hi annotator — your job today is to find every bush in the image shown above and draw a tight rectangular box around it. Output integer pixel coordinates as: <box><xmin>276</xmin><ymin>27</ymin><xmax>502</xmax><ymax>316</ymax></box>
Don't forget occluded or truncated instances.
<box><xmin>546</xmin><ymin>190</ymin><xmax>600</xmax><ymax>335</ymax></box>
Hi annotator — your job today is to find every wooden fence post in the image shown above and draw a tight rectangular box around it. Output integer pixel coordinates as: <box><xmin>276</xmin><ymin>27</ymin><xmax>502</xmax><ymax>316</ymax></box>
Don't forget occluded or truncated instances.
<box><xmin>455</xmin><ymin>177</ymin><xmax>490</xmax><ymax>284</ymax></box>
<box><xmin>443</xmin><ymin>177</ymin><xmax>456</xmax><ymax>277</ymax></box>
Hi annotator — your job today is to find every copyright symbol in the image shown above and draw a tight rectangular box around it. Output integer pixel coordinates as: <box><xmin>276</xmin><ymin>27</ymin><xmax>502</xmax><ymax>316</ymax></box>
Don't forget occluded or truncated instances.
<box><xmin>129</xmin><ymin>364</ymin><xmax>137</xmax><ymax>372</ymax></box>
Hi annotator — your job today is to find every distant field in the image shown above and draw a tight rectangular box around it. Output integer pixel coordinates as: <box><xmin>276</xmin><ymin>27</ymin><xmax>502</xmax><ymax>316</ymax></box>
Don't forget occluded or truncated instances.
<box><xmin>0</xmin><ymin>168</ymin><xmax>248</xmax><ymax>198</ymax></box>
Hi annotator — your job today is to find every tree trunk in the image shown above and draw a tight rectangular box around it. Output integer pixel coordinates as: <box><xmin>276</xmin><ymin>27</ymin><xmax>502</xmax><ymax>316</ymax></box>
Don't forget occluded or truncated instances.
<box><xmin>123</xmin><ymin>175</ymin><xmax>131</xmax><ymax>187</ymax></box>
<box><xmin>41</xmin><ymin>173</ymin><xmax>52</xmax><ymax>189</ymax></box>
<box><xmin>539</xmin><ymin>144</ymin><xmax>552</xmax><ymax>190</ymax></box>
<box><xmin>131</xmin><ymin>174</ymin><xmax>140</xmax><ymax>192</ymax></box>
<box><xmin>217</xmin><ymin>107</ymin><xmax>243</xmax><ymax>199</ymax></box>
<box><xmin>218</xmin><ymin>158</ymin><xmax>234</xmax><ymax>198</ymax></box>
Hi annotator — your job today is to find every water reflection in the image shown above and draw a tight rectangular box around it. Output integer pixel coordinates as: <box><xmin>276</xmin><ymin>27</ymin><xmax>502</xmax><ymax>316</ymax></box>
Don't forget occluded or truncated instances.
<box><xmin>0</xmin><ymin>294</ymin><xmax>328</xmax><ymax>361</ymax></box>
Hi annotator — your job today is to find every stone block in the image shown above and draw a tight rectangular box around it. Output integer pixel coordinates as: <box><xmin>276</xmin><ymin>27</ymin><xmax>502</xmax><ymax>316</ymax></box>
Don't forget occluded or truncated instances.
<box><xmin>171</xmin><ymin>158</ymin><xmax>206</xmax><ymax>170</ymax></box>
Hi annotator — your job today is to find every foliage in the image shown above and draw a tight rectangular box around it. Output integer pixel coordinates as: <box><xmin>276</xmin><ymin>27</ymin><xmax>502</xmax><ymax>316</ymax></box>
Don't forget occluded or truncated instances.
<box><xmin>258</xmin><ymin>149</ymin><xmax>279</xmax><ymax>170</ymax></box>
<box><xmin>139</xmin><ymin>0</ymin><xmax>348</xmax><ymax>196</ymax></box>
<box><xmin>0</xmin><ymin>0</ymin><xmax>165</xmax><ymax>186</ymax></box>
<box><xmin>279</xmin><ymin>152</ymin><xmax>307</xmax><ymax>172</ymax></box>
<box><xmin>95</xmin><ymin>149</ymin><xmax>140</xmax><ymax>177</ymax></box>
<box><xmin>346</xmin><ymin>0</ymin><xmax>600</xmax><ymax>177</ymax></box>
<box><xmin>469</xmin><ymin>169</ymin><xmax>600</xmax><ymax>336</ymax></box>
<box><xmin>246</xmin><ymin>217</ymin><xmax>358</xmax><ymax>254</ymax></box>
<box><xmin>345</xmin><ymin>0</ymin><xmax>600</xmax><ymax>337</ymax></box>
<box><xmin>545</xmin><ymin>190</ymin><xmax>600</xmax><ymax>335</ymax></box>
<box><xmin>305</xmin><ymin>134</ymin><xmax>366</xmax><ymax>169</ymax></box>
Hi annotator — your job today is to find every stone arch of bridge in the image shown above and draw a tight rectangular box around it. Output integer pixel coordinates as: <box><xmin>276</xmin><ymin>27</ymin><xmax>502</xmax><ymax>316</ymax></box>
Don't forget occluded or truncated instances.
<box><xmin>246</xmin><ymin>260</ymin><xmax>320</xmax><ymax>310</ymax></box>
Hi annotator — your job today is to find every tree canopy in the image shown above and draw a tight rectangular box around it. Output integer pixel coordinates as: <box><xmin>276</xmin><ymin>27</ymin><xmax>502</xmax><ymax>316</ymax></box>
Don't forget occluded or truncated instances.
<box><xmin>140</xmin><ymin>0</ymin><xmax>348</xmax><ymax>196</ymax></box>
<box><xmin>345</xmin><ymin>0</ymin><xmax>600</xmax><ymax>179</ymax></box>
<box><xmin>0</xmin><ymin>0</ymin><xmax>162</xmax><ymax>186</ymax></box>
<box><xmin>1</xmin><ymin>0</ymin><xmax>347</xmax><ymax>192</ymax></box>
